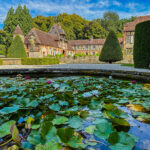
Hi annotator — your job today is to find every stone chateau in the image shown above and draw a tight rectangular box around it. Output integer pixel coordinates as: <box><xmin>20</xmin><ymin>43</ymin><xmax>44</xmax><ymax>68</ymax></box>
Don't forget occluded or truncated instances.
<box><xmin>13</xmin><ymin>15</ymin><xmax>150</xmax><ymax>58</ymax></box>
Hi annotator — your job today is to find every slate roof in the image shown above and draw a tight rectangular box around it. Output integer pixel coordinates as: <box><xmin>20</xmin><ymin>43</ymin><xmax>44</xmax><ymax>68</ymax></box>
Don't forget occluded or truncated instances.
<box><xmin>13</xmin><ymin>25</ymin><xmax>24</xmax><ymax>35</ymax></box>
<box><xmin>123</xmin><ymin>15</ymin><xmax>150</xmax><ymax>32</ymax></box>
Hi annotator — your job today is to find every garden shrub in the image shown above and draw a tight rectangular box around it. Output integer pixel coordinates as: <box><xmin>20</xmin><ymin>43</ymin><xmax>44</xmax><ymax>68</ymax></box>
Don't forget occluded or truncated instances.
<box><xmin>74</xmin><ymin>53</ymin><xmax>86</xmax><ymax>59</ymax></box>
<box><xmin>0</xmin><ymin>59</ymin><xmax>3</xmax><ymax>65</ymax></box>
<box><xmin>99</xmin><ymin>30</ymin><xmax>123</xmax><ymax>63</ymax></box>
<box><xmin>7</xmin><ymin>35</ymin><xmax>27</xmax><ymax>58</ymax></box>
<box><xmin>21</xmin><ymin>58</ymin><xmax>59</xmax><ymax>65</ymax></box>
<box><xmin>134</xmin><ymin>21</ymin><xmax>150</xmax><ymax>68</ymax></box>
<box><xmin>0</xmin><ymin>45</ymin><xmax>6</xmax><ymax>56</ymax></box>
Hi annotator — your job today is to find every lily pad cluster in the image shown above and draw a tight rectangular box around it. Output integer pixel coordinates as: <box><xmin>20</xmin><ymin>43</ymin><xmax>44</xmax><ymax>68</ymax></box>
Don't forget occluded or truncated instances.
<box><xmin>0</xmin><ymin>76</ymin><xmax>150</xmax><ymax>150</ymax></box>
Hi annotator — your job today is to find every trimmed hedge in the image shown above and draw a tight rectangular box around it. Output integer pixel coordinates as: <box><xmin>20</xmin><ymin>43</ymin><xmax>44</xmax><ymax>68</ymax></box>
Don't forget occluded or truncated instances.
<box><xmin>134</xmin><ymin>21</ymin><xmax>150</xmax><ymax>68</ymax></box>
<box><xmin>0</xmin><ymin>59</ymin><xmax>2</xmax><ymax>65</ymax></box>
<box><xmin>99</xmin><ymin>30</ymin><xmax>123</xmax><ymax>63</ymax></box>
<box><xmin>7</xmin><ymin>35</ymin><xmax>27</xmax><ymax>58</ymax></box>
<box><xmin>21</xmin><ymin>58</ymin><xmax>59</xmax><ymax>65</ymax></box>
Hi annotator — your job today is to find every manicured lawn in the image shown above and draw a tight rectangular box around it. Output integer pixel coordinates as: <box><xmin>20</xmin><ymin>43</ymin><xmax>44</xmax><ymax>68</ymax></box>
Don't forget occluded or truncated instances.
<box><xmin>121</xmin><ymin>64</ymin><xmax>134</xmax><ymax>67</ymax></box>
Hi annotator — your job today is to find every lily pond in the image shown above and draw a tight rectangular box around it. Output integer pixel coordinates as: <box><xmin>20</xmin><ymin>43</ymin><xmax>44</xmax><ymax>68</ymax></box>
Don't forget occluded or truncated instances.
<box><xmin>0</xmin><ymin>76</ymin><xmax>150</xmax><ymax>150</ymax></box>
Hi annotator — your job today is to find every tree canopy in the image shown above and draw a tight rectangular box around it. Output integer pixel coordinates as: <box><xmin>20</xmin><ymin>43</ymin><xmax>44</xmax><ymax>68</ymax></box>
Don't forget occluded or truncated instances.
<box><xmin>4</xmin><ymin>4</ymin><xmax>33</xmax><ymax>35</ymax></box>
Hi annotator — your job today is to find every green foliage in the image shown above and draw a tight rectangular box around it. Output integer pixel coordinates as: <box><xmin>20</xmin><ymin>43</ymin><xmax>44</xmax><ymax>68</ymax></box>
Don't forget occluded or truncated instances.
<box><xmin>101</xmin><ymin>11</ymin><xmax>119</xmax><ymax>33</ymax></box>
<box><xmin>74</xmin><ymin>53</ymin><xmax>86</xmax><ymax>58</ymax></box>
<box><xmin>33</xmin><ymin>16</ymin><xmax>54</xmax><ymax>32</ymax></box>
<box><xmin>21</xmin><ymin>58</ymin><xmax>59</xmax><ymax>65</ymax></box>
<box><xmin>0</xmin><ymin>59</ymin><xmax>2</xmax><ymax>65</ymax></box>
<box><xmin>4</xmin><ymin>5</ymin><xmax>33</xmax><ymax>35</ymax></box>
<box><xmin>0</xmin><ymin>120</ymin><xmax>16</xmax><ymax>138</ymax></box>
<box><xmin>0</xmin><ymin>30</ymin><xmax>12</xmax><ymax>55</ymax></box>
<box><xmin>99</xmin><ymin>30</ymin><xmax>123</xmax><ymax>63</ymax></box>
<box><xmin>94</xmin><ymin>119</ymin><xmax>114</xmax><ymax>139</ymax></box>
<box><xmin>83</xmin><ymin>21</ymin><xmax>108</xmax><ymax>39</ymax></box>
<box><xmin>1</xmin><ymin>76</ymin><xmax>150</xmax><ymax>149</ymax></box>
<box><xmin>0</xmin><ymin>45</ymin><xmax>6</xmax><ymax>55</ymax></box>
<box><xmin>134</xmin><ymin>21</ymin><xmax>150</xmax><ymax>68</ymax></box>
<box><xmin>121</xmin><ymin>64</ymin><xmax>134</xmax><ymax>67</ymax></box>
<box><xmin>7</xmin><ymin>35</ymin><xmax>27</xmax><ymax>58</ymax></box>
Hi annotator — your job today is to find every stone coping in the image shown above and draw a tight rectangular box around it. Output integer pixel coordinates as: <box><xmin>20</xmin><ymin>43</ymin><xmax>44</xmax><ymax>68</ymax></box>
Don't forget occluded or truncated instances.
<box><xmin>0</xmin><ymin>64</ymin><xmax>150</xmax><ymax>82</ymax></box>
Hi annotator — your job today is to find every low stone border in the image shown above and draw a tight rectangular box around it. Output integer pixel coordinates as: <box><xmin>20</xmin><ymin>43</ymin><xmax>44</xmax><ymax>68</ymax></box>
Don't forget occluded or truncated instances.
<box><xmin>0</xmin><ymin>68</ymin><xmax>150</xmax><ymax>82</ymax></box>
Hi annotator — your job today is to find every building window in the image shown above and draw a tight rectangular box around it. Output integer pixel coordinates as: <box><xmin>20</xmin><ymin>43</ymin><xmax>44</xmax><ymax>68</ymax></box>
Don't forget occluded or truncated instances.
<box><xmin>126</xmin><ymin>32</ymin><xmax>134</xmax><ymax>44</ymax></box>
<box><xmin>49</xmin><ymin>48</ymin><xmax>51</xmax><ymax>55</ymax></box>
<box><xmin>93</xmin><ymin>45</ymin><xmax>96</xmax><ymax>49</ymax></box>
<box><xmin>85</xmin><ymin>45</ymin><xmax>88</xmax><ymax>49</ymax></box>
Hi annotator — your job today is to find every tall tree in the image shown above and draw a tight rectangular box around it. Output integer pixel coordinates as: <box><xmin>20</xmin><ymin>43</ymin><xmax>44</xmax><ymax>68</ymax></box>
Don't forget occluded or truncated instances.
<box><xmin>83</xmin><ymin>21</ymin><xmax>108</xmax><ymax>39</ymax></box>
<box><xmin>101</xmin><ymin>11</ymin><xmax>119</xmax><ymax>33</ymax></box>
<box><xmin>7</xmin><ymin>35</ymin><xmax>27</xmax><ymax>58</ymax></box>
<box><xmin>15</xmin><ymin>5</ymin><xmax>33</xmax><ymax>35</ymax></box>
<box><xmin>3</xmin><ymin>7</ymin><xmax>16</xmax><ymax>34</ymax></box>
<box><xmin>99</xmin><ymin>31</ymin><xmax>123</xmax><ymax>64</ymax></box>
<box><xmin>0</xmin><ymin>30</ymin><xmax>12</xmax><ymax>55</ymax></box>
<box><xmin>4</xmin><ymin>5</ymin><xmax>33</xmax><ymax>35</ymax></box>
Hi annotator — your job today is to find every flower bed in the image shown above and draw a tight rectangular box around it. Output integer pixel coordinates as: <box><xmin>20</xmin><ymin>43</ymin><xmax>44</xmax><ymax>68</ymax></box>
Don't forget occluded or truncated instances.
<box><xmin>0</xmin><ymin>76</ymin><xmax>150</xmax><ymax>149</ymax></box>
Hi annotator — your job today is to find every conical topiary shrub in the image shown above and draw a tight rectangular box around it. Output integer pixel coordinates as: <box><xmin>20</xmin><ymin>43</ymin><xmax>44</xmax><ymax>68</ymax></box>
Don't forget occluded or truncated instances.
<box><xmin>7</xmin><ymin>35</ymin><xmax>27</xmax><ymax>58</ymax></box>
<box><xmin>99</xmin><ymin>30</ymin><xmax>123</xmax><ymax>64</ymax></box>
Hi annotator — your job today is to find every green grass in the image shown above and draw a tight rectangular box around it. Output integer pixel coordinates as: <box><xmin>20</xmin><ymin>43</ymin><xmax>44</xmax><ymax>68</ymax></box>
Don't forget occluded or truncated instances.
<box><xmin>121</xmin><ymin>64</ymin><xmax>134</xmax><ymax>67</ymax></box>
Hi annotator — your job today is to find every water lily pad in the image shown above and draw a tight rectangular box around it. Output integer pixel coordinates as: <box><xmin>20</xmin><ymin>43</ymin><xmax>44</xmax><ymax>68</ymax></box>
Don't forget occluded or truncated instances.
<box><xmin>85</xmin><ymin>126</ymin><xmax>96</xmax><ymax>134</ymax></box>
<box><xmin>49</xmin><ymin>104</ymin><xmax>60</xmax><ymax>111</ymax></box>
<box><xmin>0</xmin><ymin>120</ymin><xmax>16</xmax><ymax>138</ymax></box>
<box><xmin>52</xmin><ymin>116</ymin><xmax>68</xmax><ymax>125</ymax></box>
<box><xmin>0</xmin><ymin>106</ymin><xmax>19</xmax><ymax>114</ymax></box>
<box><xmin>68</xmin><ymin>116</ymin><xmax>83</xmax><ymax>130</ymax></box>
<box><xmin>94</xmin><ymin>119</ymin><xmax>113</xmax><ymax>139</ymax></box>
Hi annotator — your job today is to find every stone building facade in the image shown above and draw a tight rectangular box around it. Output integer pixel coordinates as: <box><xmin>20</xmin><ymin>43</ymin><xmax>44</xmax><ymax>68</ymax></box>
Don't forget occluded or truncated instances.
<box><xmin>69</xmin><ymin>38</ymin><xmax>123</xmax><ymax>56</ymax></box>
<box><xmin>13</xmin><ymin>23</ymin><xmax>123</xmax><ymax>58</ymax></box>
<box><xmin>123</xmin><ymin>15</ymin><xmax>150</xmax><ymax>50</ymax></box>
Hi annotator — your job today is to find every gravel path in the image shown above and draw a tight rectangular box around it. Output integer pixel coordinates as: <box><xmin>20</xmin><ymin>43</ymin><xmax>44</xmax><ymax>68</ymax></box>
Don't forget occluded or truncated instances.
<box><xmin>0</xmin><ymin>64</ymin><xmax>150</xmax><ymax>73</ymax></box>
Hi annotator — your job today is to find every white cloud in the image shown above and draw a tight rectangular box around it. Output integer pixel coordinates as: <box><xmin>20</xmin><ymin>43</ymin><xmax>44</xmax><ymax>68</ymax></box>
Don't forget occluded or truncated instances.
<box><xmin>126</xmin><ymin>3</ymin><xmax>141</xmax><ymax>10</ymax></box>
<box><xmin>113</xmin><ymin>1</ymin><xmax>121</xmax><ymax>7</ymax></box>
<box><xmin>0</xmin><ymin>0</ymin><xmax>150</xmax><ymax>26</ymax></box>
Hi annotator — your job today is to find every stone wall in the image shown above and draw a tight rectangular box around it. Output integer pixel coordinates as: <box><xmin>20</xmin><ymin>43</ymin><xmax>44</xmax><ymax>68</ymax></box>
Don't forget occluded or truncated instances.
<box><xmin>1</xmin><ymin>53</ymin><xmax>133</xmax><ymax>65</ymax></box>
<box><xmin>2</xmin><ymin>58</ymin><xmax>21</xmax><ymax>65</ymax></box>
<box><xmin>59</xmin><ymin>55</ymin><xmax>133</xmax><ymax>64</ymax></box>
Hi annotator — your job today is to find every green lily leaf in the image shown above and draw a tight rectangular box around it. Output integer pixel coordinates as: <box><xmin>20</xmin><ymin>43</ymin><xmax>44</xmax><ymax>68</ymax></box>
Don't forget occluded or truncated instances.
<box><xmin>57</xmin><ymin>127</ymin><xmax>74</xmax><ymax>143</ymax></box>
<box><xmin>0</xmin><ymin>120</ymin><xmax>16</xmax><ymax>138</ymax></box>
<box><xmin>27</xmin><ymin>130</ymin><xmax>44</xmax><ymax>145</ymax></box>
<box><xmin>94</xmin><ymin>119</ymin><xmax>113</xmax><ymax>139</ymax></box>
<box><xmin>0</xmin><ymin>106</ymin><xmax>19</xmax><ymax>115</ymax></box>
<box><xmin>68</xmin><ymin>116</ymin><xmax>83</xmax><ymax>130</ymax></box>
<box><xmin>35</xmin><ymin>141</ymin><xmax>62</xmax><ymax>150</ymax></box>
<box><xmin>67</xmin><ymin>135</ymin><xmax>86</xmax><ymax>149</ymax></box>
<box><xmin>26</xmin><ymin>100</ymin><xmax>39</xmax><ymax>108</ymax></box>
<box><xmin>49</xmin><ymin>104</ymin><xmax>60</xmax><ymax>111</ymax></box>
<box><xmin>109</xmin><ymin>132</ymin><xmax>138</xmax><ymax>150</ymax></box>
<box><xmin>52</xmin><ymin>116</ymin><xmax>68</xmax><ymax>125</ymax></box>
<box><xmin>85</xmin><ymin>126</ymin><xmax>96</xmax><ymax>134</ymax></box>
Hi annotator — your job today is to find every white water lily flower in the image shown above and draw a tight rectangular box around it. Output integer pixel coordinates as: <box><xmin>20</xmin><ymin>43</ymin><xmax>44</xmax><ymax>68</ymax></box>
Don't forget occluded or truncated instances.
<box><xmin>96</xmin><ymin>85</ymin><xmax>102</xmax><ymax>89</ymax></box>
<box><xmin>53</xmin><ymin>84</ymin><xmax>60</xmax><ymax>89</ymax></box>
<box><xmin>82</xmin><ymin>92</ymin><xmax>93</xmax><ymax>97</ymax></box>
<box><xmin>91</xmin><ymin>90</ymin><xmax>100</xmax><ymax>95</ymax></box>
<box><xmin>109</xmin><ymin>76</ymin><xmax>113</xmax><ymax>79</ymax></box>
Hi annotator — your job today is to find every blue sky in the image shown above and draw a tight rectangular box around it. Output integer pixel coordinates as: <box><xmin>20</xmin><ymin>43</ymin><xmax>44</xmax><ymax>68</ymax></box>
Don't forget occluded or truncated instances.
<box><xmin>0</xmin><ymin>0</ymin><xmax>150</xmax><ymax>29</ymax></box>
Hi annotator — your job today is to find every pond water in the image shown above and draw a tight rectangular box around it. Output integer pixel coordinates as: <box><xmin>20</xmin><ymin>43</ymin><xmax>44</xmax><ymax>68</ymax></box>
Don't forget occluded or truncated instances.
<box><xmin>0</xmin><ymin>76</ymin><xmax>150</xmax><ymax>150</ymax></box>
